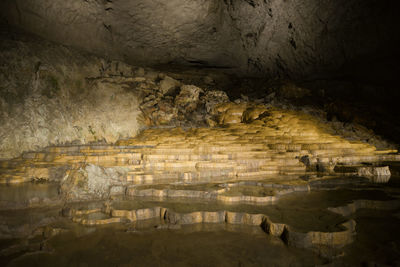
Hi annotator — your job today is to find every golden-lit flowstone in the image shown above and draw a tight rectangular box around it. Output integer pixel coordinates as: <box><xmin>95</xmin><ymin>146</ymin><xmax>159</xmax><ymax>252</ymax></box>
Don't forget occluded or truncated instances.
<box><xmin>0</xmin><ymin>107</ymin><xmax>399</xmax><ymax>186</ymax></box>
<box><xmin>0</xmin><ymin>102</ymin><xmax>399</xmax><ymax>259</ymax></box>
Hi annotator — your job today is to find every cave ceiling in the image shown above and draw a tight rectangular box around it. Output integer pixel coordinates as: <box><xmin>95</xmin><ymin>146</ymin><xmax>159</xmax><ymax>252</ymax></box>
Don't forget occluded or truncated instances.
<box><xmin>1</xmin><ymin>0</ymin><xmax>397</xmax><ymax>80</ymax></box>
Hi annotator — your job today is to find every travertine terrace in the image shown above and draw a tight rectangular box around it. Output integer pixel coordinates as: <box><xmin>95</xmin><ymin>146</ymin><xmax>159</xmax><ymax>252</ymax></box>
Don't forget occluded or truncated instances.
<box><xmin>2</xmin><ymin>106</ymin><xmax>398</xmax><ymax>186</ymax></box>
<box><xmin>1</xmin><ymin>102</ymin><xmax>400</xmax><ymax>262</ymax></box>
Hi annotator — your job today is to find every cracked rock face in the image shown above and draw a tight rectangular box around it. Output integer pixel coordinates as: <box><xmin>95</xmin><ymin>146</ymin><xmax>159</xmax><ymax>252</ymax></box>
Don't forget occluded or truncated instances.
<box><xmin>0</xmin><ymin>0</ymin><xmax>397</xmax><ymax>79</ymax></box>
<box><xmin>0</xmin><ymin>30</ymin><xmax>143</xmax><ymax>159</ymax></box>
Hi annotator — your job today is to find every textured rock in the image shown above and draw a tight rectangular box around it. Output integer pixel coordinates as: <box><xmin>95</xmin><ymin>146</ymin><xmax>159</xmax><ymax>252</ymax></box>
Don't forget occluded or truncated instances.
<box><xmin>0</xmin><ymin>4</ymin><xmax>397</xmax><ymax>160</ymax></box>
<box><xmin>158</xmin><ymin>76</ymin><xmax>181</xmax><ymax>95</ymax></box>
<box><xmin>0</xmin><ymin>0</ymin><xmax>397</xmax><ymax>79</ymax></box>
<box><xmin>202</xmin><ymin>90</ymin><xmax>230</xmax><ymax>114</ymax></box>
<box><xmin>0</xmin><ymin>30</ymin><xmax>142</xmax><ymax>159</ymax></box>
<box><xmin>60</xmin><ymin>164</ymin><xmax>128</xmax><ymax>201</ymax></box>
<box><xmin>175</xmin><ymin>85</ymin><xmax>203</xmax><ymax>113</ymax></box>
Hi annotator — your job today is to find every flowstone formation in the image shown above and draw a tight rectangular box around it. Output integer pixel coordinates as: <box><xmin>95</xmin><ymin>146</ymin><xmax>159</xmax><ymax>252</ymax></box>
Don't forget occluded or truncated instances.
<box><xmin>1</xmin><ymin>77</ymin><xmax>400</xmax><ymax>264</ymax></box>
<box><xmin>2</xmin><ymin>98</ymin><xmax>398</xmax><ymax>186</ymax></box>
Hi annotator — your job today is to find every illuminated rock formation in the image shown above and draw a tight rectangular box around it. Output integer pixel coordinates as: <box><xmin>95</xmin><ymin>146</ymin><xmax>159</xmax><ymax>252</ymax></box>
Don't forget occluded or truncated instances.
<box><xmin>0</xmin><ymin>4</ymin><xmax>399</xmax><ymax>265</ymax></box>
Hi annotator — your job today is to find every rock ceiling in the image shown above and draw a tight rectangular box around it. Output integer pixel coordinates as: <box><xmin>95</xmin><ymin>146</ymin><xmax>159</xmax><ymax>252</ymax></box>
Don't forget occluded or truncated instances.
<box><xmin>0</xmin><ymin>0</ymin><xmax>397</xmax><ymax>79</ymax></box>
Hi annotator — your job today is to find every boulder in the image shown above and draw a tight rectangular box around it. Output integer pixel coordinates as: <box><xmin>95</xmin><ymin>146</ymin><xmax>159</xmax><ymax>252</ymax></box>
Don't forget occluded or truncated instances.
<box><xmin>175</xmin><ymin>85</ymin><xmax>203</xmax><ymax>113</ymax></box>
<box><xmin>202</xmin><ymin>90</ymin><xmax>230</xmax><ymax>114</ymax></box>
<box><xmin>159</xmin><ymin>76</ymin><xmax>181</xmax><ymax>95</ymax></box>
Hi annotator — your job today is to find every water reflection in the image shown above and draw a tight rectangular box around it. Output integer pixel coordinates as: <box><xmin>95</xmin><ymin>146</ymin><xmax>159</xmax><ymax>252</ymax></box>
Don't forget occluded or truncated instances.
<box><xmin>367</xmin><ymin>175</ymin><xmax>391</xmax><ymax>183</ymax></box>
<box><xmin>0</xmin><ymin>171</ymin><xmax>399</xmax><ymax>266</ymax></box>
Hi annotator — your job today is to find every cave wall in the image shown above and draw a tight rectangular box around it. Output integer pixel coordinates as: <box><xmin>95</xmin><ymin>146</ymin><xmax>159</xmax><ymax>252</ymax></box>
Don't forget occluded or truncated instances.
<box><xmin>1</xmin><ymin>0</ymin><xmax>397</xmax><ymax>79</ymax></box>
<box><xmin>0</xmin><ymin>28</ymin><xmax>143</xmax><ymax>159</ymax></box>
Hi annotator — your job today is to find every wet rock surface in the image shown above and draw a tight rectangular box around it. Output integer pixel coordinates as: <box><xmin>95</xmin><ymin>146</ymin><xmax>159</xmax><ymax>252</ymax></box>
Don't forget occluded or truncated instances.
<box><xmin>0</xmin><ymin>174</ymin><xmax>400</xmax><ymax>266</ymax></box>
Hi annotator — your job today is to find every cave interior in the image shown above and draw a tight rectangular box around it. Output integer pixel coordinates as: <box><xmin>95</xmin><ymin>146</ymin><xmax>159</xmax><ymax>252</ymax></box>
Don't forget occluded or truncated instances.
<box><xmin>0</xmin><ymin>0</ymin><xmax>400</xmax><ymax>266</ymax></box>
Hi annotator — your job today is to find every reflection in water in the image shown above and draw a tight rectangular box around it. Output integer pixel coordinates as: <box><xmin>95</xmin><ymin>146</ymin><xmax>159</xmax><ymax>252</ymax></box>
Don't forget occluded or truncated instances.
<box><xmin>0</xmin><ymin>182</ymin><xmax>59</xmax><ymax>202</ymax></box>
<box><xmin>368</xmin><ymin>175</ymin><xmax>391</xmax><ymax>183</ymax></box>
<box><xmin>8</xmin><ymin>224</ymin><xmax>326</xmax><ymax>267</ymax></box>
<box><xmin>0</xmin><ymin>173</ymin><xmax>399</xmax><ymax>266</ymax></box>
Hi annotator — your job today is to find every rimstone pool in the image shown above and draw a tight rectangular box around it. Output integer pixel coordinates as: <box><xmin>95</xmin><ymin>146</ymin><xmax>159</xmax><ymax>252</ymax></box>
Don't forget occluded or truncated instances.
<box><xmin>1</xmin><ymin>118</ymin><xmax>400</xmax><ymax>266</ymax></box>
<box><xmin>0</xmin><ymin>172</ymin><xmax>400</xmax><ymax>266</ymax></box>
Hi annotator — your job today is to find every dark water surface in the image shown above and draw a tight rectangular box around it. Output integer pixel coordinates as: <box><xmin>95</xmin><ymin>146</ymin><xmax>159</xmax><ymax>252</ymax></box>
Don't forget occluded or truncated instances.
<box><xmin>0</xmin><ymin>173</ymin><xmax>399</xmax><ymax>266</ymax></box>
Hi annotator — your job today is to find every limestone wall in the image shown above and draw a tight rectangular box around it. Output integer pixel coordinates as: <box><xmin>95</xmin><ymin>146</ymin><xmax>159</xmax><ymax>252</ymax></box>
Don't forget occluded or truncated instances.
<box><xmin>0</xmin><ymin>29</ymin><xmax>142</xmax><ymax>159</ymax></box>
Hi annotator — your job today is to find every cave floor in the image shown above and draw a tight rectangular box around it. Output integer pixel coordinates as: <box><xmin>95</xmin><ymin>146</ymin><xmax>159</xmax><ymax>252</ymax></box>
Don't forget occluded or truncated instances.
<box><xmin>0</xmin><ymin>173</ymin><xmax>400</xmax><ymax>266</ymax></box>
<box><xmin>1</xmin><ymin>108</ymin><xmax>400</xmax><ymax>266</ymax></box>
